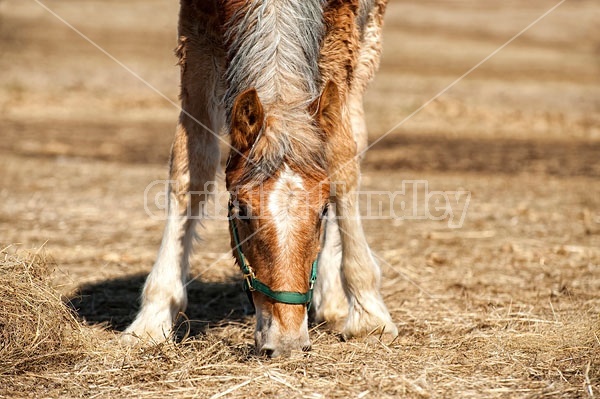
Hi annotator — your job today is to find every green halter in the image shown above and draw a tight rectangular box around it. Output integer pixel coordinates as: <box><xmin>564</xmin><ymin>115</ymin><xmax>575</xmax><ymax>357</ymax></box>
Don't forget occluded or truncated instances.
<box><xmin>229</xmin><ymin>202</ymin><xmax>319</xmax><ymax>308</ymax></box>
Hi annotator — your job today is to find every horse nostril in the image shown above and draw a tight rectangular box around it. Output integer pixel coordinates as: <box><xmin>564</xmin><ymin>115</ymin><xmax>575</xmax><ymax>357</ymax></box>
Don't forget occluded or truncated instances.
<box><xmin>263</xmin><ymin>348</ymin><xmax>275</xmax><ymax>358</ymax></box>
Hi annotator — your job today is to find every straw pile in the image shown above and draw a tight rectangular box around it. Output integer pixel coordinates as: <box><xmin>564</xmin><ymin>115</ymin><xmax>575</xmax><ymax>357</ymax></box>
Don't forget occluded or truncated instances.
<box><xmin>0</xmin><ymin>248</ymin><xmax>87</xmax><ymax>375</ymax></box>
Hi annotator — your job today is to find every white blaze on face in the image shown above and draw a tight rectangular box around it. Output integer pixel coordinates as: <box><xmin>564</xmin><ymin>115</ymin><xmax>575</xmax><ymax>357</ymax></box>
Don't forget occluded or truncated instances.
<box><xmin>268</xmin><ymin>165</ymin><xmax>305</xmax><ymax>255</ymax></box>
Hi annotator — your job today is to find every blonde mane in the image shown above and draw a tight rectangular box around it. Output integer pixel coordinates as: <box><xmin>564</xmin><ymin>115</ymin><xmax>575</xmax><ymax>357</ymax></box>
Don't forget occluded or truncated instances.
<box><xmin>223</xmin><ymin>0</ymin><xmax>328</xmax><ymax>182</ymax></box>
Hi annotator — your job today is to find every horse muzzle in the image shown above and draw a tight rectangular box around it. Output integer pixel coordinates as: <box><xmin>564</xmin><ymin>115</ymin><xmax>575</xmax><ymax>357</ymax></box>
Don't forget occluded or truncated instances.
<box><xmin>254</xmin><ymin>302</ymin><xmax>311</xmax><ymax>358</ymax></box>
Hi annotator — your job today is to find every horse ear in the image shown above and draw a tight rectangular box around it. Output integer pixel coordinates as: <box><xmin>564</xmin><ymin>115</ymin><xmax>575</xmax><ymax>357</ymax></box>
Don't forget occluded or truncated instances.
<box><xmin>231</xmin><ymin>88</ymin><xmax>264</xmax><ymax>151</ymax></box>
<box><xmin>312</xmin><ymin>80</ymin><xmax>342</xmax><ymax>139</ymax></box>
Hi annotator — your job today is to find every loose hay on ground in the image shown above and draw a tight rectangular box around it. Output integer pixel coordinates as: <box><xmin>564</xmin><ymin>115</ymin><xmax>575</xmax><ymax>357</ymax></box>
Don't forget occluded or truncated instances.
<box><xmin>0</xmin><ymin>247</ymin><xmax>88</xmax><ymax>375</ymax></box>
<box><xmin>0</xmin><ymin>247</ymin><xmax>598</xmax><ymax>398</ymax></box>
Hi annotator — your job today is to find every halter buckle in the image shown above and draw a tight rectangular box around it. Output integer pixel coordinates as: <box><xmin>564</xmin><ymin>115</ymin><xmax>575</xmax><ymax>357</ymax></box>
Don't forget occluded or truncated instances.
<box><xmin>242</xmin><ymin>263</ymin><xmax>256</xmax><ymax>291</ymax></box>
<box><xmin>243</xmin><ymin>272</ymin><xmax>255</xmax><ymax>291</ymax></box>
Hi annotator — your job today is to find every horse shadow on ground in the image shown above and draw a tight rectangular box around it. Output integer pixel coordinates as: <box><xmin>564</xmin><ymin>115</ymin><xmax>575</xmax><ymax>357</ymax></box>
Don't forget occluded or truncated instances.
<box><xmin>67</xmin><ymin>274</ymin><xmax>254</xmax><ymax>340</ymax></box>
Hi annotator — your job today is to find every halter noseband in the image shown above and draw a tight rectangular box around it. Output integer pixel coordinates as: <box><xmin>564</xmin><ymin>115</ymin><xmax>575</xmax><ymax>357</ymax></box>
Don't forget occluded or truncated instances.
<box><xmin>228</xmin><ymin>201</ymin><xmax>319</xmax><ymax>308</ymax></box>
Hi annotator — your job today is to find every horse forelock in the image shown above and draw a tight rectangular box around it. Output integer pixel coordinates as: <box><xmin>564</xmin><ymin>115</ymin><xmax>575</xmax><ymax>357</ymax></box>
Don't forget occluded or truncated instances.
<box><xmin>222</xmin><ymin>0</ymin><xmax>328</xmax><ymax>185</ymax></box>
<box><xmin>238</xmin><ymin>108</ymin><xmax>327</xmax><ymax>185</ymax></box>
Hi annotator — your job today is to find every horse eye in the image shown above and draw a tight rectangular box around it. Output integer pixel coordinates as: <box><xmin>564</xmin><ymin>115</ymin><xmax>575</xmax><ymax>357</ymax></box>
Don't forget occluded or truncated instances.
<box><xmin>320</xmin><ymin>204</ymin><xmax>329</xmax><ymax>219</ymax></box>
<box><xmin>230</xmin><ymin>200</ymin><xmax>250</xmax><ymax>220</ymax></box>
<box><xmin>237</xmin><ymin>204</ymin><xmax>249</xmax><ymax>220</ymax></box>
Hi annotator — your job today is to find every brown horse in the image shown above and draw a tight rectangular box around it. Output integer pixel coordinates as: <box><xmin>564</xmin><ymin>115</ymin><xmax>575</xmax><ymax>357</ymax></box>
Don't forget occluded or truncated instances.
<box><xmin>123</xmin><ymin>0</ymin><xmax>397</xmax><ymax>357</ymax></box>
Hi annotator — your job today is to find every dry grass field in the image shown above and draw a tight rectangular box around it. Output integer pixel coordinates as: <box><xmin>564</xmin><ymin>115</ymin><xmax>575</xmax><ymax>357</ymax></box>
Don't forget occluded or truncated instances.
<box><xmin>1</xmin><ymin>0</ymin><xmax>599</xmax><ymax>397</ymax></box>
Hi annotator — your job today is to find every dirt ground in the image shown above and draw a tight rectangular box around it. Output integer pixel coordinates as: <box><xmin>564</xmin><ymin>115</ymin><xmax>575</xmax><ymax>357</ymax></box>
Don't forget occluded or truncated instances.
<box><xmin>0</xmin><ymin>0</ymin><xmax>599</xmax><ymax>398</ymax></box>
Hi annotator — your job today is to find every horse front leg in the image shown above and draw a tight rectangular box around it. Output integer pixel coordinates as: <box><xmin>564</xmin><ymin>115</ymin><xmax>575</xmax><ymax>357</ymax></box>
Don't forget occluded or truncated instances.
<box><xmin>332</xmin><ymin>158</ymin><xmax>398</xmax><ymax>340</ymax></box>
<box><xmin>312</xmin><ymin>209</ymin><xmax>348</xmax><ymax>330</ymax></box>
<box><xmin>316</xmin><ymin>82</ymin><xmax>397</xmax><ymax>340</ymax></box>
<box><xmin>122</xmin><ymin>7</ymin><xmax>225</xmax><ymax>343</ymax></box>
<box><xmin>122</xmin><ymin>116</ymin><xmax>221</xmax><ymax>345</ymax></box>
